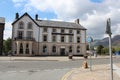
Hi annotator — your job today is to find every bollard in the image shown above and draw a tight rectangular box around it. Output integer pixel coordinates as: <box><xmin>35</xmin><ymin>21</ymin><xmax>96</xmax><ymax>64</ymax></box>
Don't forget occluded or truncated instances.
<box><xmin>82</xmin><ymin>61</ymin><xmax>88</xmax><ymax>69</ymax></box>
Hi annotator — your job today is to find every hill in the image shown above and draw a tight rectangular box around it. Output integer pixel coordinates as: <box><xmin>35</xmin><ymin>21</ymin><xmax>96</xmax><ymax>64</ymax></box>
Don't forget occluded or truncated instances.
<box><xmin>93</xmin><ymin>35</ymin><xmax>120</xmax><ymax>47</ymax></box>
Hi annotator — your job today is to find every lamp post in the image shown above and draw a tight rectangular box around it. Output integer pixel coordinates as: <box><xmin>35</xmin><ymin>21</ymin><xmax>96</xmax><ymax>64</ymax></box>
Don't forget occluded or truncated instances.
<box><xmin>106</xmin><ymin>18</ymin><xmax>113</xmax><ymax>80</ymax></box>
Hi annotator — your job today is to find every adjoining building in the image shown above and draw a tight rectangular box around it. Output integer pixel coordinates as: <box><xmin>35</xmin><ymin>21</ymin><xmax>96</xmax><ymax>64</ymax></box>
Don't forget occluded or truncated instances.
<box><xmin>0</xmin><ymin>17</ymin><xmax>5</xmax><ymax>55</ymax></box>
<box><xmin>12</xmin><ymin>13</ymin><xmax>87</xmax><ymax>56</ymax></box>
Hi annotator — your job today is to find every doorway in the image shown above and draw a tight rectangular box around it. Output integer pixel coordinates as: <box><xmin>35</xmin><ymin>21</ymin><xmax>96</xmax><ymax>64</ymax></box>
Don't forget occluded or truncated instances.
<box><xmin>60</xmin><ymin>48</ymin><xmax>65</xmax><ymax>56</ymax></box>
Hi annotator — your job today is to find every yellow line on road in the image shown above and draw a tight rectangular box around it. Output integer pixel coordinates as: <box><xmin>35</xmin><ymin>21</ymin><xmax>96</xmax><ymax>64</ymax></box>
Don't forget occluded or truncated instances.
<box><xmin>61</xmin><ymin>69</ymin><xmax>77</xmax><ymax>80</ymax></box>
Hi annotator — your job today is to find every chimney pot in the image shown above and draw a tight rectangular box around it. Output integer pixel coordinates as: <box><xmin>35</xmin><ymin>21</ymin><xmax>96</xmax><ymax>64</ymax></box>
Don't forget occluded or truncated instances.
<box><xmin>35</xmin><ymin>14</ymin><xmax>38</xmax><ymax>20</ymax></box>
<box><xmin>15</xmin><ymin>13</ymin><xmax>19</xmax><ymax>19</ymax></box>
<box><xmin>75</xmin><ymin>19</ymin><xmax>79</xmax><ymax>24</ymax></box>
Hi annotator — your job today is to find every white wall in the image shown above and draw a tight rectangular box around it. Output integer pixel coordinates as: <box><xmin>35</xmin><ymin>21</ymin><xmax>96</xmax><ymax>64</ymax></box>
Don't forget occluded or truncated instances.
<box><xmin>13</xmin><ymin>15</ymin><xmax>39</xmax><ymax>41</ymax></box>
<box><xmin>48</xmin><ymin>28</ymin><xmax>52</xmax><ymax>42</ymax></box>
<box><xmin>73</xmin><ymin>30</ymin><xmax>77</xmax><ymax>43</ymax></box>
<box><xmin>65</xmin><ymin>29</ymin><xmax>69</xmax><ymax>43</ymax></box>
<box><xmin>81</xmin><ymin>30</ymin><xmax>86</xmax><ymax>43</ymax></box>
<box><xmin>57</xmin><ymin>29</ymin><xmax>61</xmax><ymax>42</ymax></box>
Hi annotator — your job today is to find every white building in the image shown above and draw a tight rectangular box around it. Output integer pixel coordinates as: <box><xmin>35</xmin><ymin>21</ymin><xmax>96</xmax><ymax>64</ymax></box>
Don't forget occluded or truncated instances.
<box><xmin>12</xmin><ymin>13</ymin><xmax>87</xmax><ymax>56</ymax></box>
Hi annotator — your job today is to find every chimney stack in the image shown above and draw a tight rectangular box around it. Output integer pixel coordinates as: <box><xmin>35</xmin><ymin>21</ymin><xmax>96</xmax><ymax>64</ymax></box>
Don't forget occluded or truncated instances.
<box><xmin>75</xmin><ymin>19</ymin><xmax>79</xmax><ymax>24</ymax></box>
<box><xmin>15</xmin><ymin>13</ymin><xmax>19</xmax><ymax>19</ymax></box>
<box><xmin>35</xmin><ymin>14</ymin><xmax>38</xmax><ymax>20</ymax></box>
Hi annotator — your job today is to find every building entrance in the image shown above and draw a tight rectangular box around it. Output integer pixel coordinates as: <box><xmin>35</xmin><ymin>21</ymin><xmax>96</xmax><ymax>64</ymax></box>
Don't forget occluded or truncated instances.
<box><xmin>60</xmin><ymin>48</ymin><xmax>65</xmax><ymax>56</ymax></box>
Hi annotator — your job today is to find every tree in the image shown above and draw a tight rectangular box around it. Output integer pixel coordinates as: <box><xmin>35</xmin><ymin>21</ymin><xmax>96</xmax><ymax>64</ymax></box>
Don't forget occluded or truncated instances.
<box><xmin>96</xmin><ymin>45</ymin><xmax>104</xmax><ymax>55</ymax></box>
<box><xmin>3</xmin><ymin>38</ymin><xmax>12</xmax><ymax>55</ymax></box>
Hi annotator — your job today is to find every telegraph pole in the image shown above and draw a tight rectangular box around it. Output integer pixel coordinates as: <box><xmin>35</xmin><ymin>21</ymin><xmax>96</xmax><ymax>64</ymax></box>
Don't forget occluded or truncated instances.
<box><xmin>106</xmin><ymin>18</ymin><xmax>113</xmax><ymax>80</ymax></box>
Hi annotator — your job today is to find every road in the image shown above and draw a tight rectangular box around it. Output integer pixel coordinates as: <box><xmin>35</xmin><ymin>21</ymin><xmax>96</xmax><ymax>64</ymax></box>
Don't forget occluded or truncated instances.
<box><xmin>0</xmin><ymin>57</ymin><xmax>120</xmax><ymax>80</ymax></box>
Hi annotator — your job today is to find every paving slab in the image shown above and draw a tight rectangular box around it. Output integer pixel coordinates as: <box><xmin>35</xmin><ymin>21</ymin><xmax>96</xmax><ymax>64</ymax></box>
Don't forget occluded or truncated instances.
<box><xmin>62</xmin><ymin>64</ymin><xmax>120</xmax><ymax>80</ymax></box>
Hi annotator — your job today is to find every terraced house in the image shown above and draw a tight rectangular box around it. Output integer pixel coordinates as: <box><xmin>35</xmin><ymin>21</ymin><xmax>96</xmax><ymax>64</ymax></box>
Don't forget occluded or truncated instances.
<box><xmin>12</xmin><ymin>13</ymin><xmax>87</xmax><ymax>56</ymax></box>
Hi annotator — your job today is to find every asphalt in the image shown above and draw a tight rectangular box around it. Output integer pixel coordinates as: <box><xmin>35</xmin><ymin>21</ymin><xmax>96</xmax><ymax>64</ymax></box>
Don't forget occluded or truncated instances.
<box><xmin>0</xmin><ymin>56</ymin><xmax>120</xmax><ymax>80</ymax></box>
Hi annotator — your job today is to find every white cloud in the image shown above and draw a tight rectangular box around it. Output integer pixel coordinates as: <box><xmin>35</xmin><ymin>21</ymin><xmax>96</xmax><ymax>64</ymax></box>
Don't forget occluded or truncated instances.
<box><xmin>4</xmin><ymin>22</ymin><xmax>12</xmax><ymax>40</ymax></box>
<box><xmin>12</xmin><ymin>0</ymin><xmax>120</xmax><ymax>39</ymax></box>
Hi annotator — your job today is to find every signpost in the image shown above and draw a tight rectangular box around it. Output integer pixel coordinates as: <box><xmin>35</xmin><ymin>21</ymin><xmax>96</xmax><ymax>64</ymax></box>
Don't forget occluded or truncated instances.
<box><xmin>87</xmin><ymin>36</ymin><xmax>93</xmax><ymax>71</ymax></box>
<box><xmin>106</xmin><ymin>18</ymin><xmax>113</xmax><ymax>80</ymax></box>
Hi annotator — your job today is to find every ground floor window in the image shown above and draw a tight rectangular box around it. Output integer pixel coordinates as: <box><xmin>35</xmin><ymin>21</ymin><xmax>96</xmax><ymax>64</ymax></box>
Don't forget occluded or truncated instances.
<box><xmin>43</xmin><ymin>45</ymin><xmax>47</xmax><ymax>53</ymax></box>
<box><xmin>52</xmin><ymin>46</ymin><xmax>56</xmax><ymax>53</ymax></box>
<box><xmin>69</xmin><ymin>46</ymin><xmax>72</xmax><ymax>53</ymax></box>
<box><xmin>77</xmin><ymin>46</ymin><xmax>80</xmax><ymax>53</ymax></box>
<box><xmin>19</xmin><ymin>43</ymin><xmax>23</xmax><ymax>54</ymax></box>
<box><xmin>26</xmin><ymin>43</ymin><xmax>29</xmax><ymax>54</ymax></box>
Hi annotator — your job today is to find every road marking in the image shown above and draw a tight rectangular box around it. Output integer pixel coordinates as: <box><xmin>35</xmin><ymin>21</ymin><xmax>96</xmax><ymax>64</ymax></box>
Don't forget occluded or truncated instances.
<box><xmin>61</xmin><ymin>69</ymin><xmax>77</xmax><ymax>80</ymax></box>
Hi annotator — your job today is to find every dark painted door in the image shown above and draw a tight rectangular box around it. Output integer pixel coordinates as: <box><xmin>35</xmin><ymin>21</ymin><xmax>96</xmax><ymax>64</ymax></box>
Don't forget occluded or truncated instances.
<box><xmin>60</xmin><ymin>48</ymin><xmax>65</xmax><ymax>56</ymax></box>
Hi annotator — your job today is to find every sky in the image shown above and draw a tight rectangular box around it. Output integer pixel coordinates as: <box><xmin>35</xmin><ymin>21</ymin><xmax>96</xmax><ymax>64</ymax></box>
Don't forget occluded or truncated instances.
<box><xmin>0</xmin><ymin>0</ymin><xmax>120</xmax><ymax>40</ymax></box>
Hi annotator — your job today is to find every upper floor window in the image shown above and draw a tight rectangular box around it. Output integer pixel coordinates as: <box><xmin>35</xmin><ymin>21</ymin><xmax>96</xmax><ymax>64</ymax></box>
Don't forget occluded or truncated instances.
<box><xmin>61</xmin><ymin>29</ymin><xmax>65</xmax><ymax>33</ymax></box>
<box><xmin>27</xmin><ymin>22</ymin><xmax>32</xmax><ymax>29</ymax></box>
<box><xmin>52</xmin><ymin>35</ymin><xmax>56</xmax><ymax>42</ymax></box>
<box><xmin>69</xmin><ymin>30</ymin><xmax>72</xmax><ymax>33</ymax></box>
<box><xmin>43</xmin><ymin>28</ymin><xmax>47</xmax><ymax>32</ymax></box>
<box><xmin>61</xmin><ymin>36</ymin><xmax>65</xmax><ymax>42</ymax></box>
<box><xmin>43</xmin><ymin>35</ymin><xmax>47</xmax><ymax>41</ymax></box>
<box><xmin>18</xmin><ymin>22</ymin><xmax>24</xmax><ymax>29</ymax></box>
<box><xmin>77</xmin><ymin>30</ymin><xmax>80</xmax><ymax>34</ymax></box>
<box><xmin>69</xmin><ymin>36</ymin><xmax>73</xmax><ymax>42</ymax></box>
<box><xmin>77</xmin><ymin>37</ymin><xmax>80</xmax><ymax>43</ymax></box>
<box><xmin>27</xmin><ymin>31</ymin><xmax>33</xmax><ymax>39</ymax></box>
<box><xmin>52</xmin><ymin>28</ymin><xmax>56</xmax><ymax>33</ymax></box>
<box><xmin>18</xmin><ymin>31</ymin><xmax>23</xmax><ymax>39</ymax></box>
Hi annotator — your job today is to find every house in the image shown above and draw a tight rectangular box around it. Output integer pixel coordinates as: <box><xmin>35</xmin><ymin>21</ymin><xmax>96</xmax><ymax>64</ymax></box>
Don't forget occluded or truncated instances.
<box><xmin>0</xmin><ymin>17</ymin><xmax>5</xmax><ymax>55</ymax></box>
<box><xmin>12</xmin><ymin>13</ymin><xmax>87</xmax><ymax>56</ymax></box>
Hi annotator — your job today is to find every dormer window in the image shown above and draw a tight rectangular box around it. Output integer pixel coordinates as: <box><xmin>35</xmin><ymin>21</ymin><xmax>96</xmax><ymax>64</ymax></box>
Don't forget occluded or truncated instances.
<box><xmin>18</xmin><ymin>22</ymin><xmax>24</xmax><ymax>29</ymax></box>
<box><xmin>27</xmin><ymin>22</ymin><xmax>32</xmax><ymax>29</ymax></box>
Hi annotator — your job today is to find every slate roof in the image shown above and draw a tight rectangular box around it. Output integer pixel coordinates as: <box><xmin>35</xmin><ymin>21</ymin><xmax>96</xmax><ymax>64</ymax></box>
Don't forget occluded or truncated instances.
<box><xmin>12</xmin><ymin>12</ymin><xmax>87</xmax><ymax>30</ymax></box>
<box><xmin>35</xmin><ymin>20</ymin><xmax>86</xmax><ymax>30</ymax></box>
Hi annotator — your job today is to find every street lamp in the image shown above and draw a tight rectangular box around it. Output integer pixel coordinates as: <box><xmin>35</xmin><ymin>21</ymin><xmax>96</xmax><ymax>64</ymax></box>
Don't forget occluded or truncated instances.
<box><xmin>106</xmin><ymin>18</ymin><xmax>113</xmax><ymax>80</ymax></box>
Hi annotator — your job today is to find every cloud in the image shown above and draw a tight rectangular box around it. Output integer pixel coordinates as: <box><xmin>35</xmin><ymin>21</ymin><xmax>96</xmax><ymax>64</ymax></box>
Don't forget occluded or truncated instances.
<box><xmin>12</xmin><ymin>0</ymin><xmax>27</xmax><ymax>7</ymax></box>
<box><xmin>4</xmin><ymin>22</ymin><xmax>12</xmax><ymax>40</ymax></box>
<box><xmin>12</xmin><ymin>0</ymin><xmax>120</xmax><ymax>39</ymax></box>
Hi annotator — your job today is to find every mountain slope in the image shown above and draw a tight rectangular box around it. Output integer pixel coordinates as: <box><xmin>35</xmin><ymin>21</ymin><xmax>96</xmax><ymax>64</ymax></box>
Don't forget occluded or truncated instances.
<box><xmin>94</xmin><ymin>35</ymin><xmax>120</xmax><ymax>47</ymax></box>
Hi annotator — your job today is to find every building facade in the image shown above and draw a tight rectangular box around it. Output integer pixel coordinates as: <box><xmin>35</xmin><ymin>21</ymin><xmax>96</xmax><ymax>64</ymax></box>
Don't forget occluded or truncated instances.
<box><xmin>0</xmin><ymin>17</ymin><xmax>5</xmax><ymax>55</ymax></box>
<box><xmin>12</xmin><ymin>13</ymin><xmax>87</xmax><ymax>56</ymax></box>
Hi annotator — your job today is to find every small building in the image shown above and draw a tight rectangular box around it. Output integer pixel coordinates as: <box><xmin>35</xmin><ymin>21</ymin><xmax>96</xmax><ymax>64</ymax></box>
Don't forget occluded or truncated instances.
<box><xmin>12</xmin><ymin>13</ymin><xmax>87</xmax><ymax>56</ymax></box>
<box><xmin>0</xmin><ymin>17</ymin><xmax>5</xmax><ymax>55</ymax></box>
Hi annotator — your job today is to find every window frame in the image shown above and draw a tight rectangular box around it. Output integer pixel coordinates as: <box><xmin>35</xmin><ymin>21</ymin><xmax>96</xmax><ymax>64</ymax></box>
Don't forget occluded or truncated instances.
<box><xmin>43</xmin><ymin>28</ymin><xmax>47</xmax><ymax>32</ymax></box>
<box><xmin>61</xmin><ymin>36</ymin><xmax>65</xmax><ymax>42</ymax></box>
<box><xmin>52</xmin><ymin>46</ymin><xmax>56</xmax><ymax>53</ymax></box>
<box><xmin>27</xmin><ymin>22</ymin><xmax>33</xmax><ymax>29</ymax></box>
<box><xmin>43</xmin><ymin>35</ymin><xmax>47</xmax><ymax>42</ymax></box>
<box><xmin>43</xmin><ymin>45</ymin><xmax>47</xmax><ymax>53</ymax></box>
<box><xmin>18</xmin><ymin>22</ymin><xmax>24</xmax><ymax>29</ymax></box>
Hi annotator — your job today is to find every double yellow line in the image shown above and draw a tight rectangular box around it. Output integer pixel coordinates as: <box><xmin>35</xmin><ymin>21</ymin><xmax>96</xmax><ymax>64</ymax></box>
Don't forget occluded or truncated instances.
<box><xmin>61</xmin><ymin>69</ymin><xmax>77</xmax><ymax>80</ymax></box>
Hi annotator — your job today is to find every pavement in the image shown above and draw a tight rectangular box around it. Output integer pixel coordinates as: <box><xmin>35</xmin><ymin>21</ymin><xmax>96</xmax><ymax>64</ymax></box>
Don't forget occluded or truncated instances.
<box><xmin>61</xmin><ymin>63</ymin><xmax>120</xmax><ymax>80</ymax></box>
<box><xmin>0</xmin><ymin>55</ymin><xmax>118</xmax><ymax>61</ymax></box>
